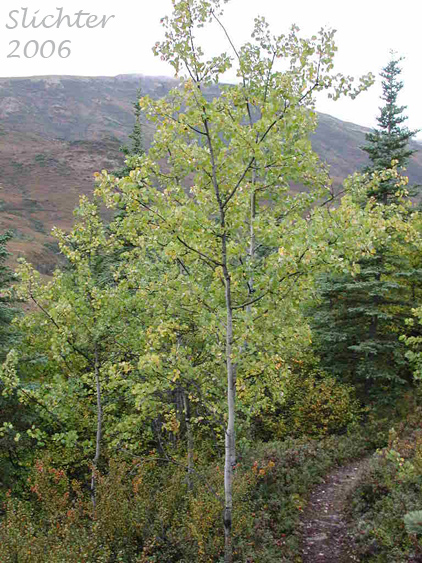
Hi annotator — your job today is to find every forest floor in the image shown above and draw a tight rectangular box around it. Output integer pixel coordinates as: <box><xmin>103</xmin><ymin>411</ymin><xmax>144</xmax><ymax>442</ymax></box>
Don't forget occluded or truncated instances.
<box><xmin>299</xmin><ymin>457</ymin><xmax>371</xmax><ymax>562</ymax></box>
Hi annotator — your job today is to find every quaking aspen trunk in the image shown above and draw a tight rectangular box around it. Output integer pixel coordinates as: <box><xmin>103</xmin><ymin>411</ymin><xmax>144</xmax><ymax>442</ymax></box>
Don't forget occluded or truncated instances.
<box><xmin>183</xmin><ymin>390</ymin><xmax>194</xmax><ymax>492</ymax></box>
<box><xmin>203</xmin><ymin>109</ymin><xmax>237</xmax><ymax>563</ymax></box>
<box><xmin>223</xmin><ymin>264</ymin><xmax>235</xmax><ymax>563</ymax></box>
<box><xmin>91</xmin><ymin>343</ymin><xmax>102</xmax><ymax>508</ymax></box>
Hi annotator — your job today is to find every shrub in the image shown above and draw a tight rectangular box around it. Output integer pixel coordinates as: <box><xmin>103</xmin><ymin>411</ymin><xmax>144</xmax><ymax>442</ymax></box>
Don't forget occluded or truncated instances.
<box><xmin>288</xmin><ymin>374</ymin><xmax>361</xmax><ymax>436</ymax></box>
<box><xmin>404</xmin><ymin>511</ymin><xmax>422</xmax><ymax>535</ymax></box>
<box><xmin>254</xmin><ymin>372</ymin><xmax>361</xmax><ymax>440</ymax></box>
<box><xmin>348</xmin><ymin>408</ymin><xmax>422</xmax><ymax>562</ymax></box>
<box><xmin>0</xmin><ymin>454</ymin><xmax>257</xmax><ymax>563</ymax></box>
<box><xmin>0</xmin><ymin>419</ymin><xmax>388</xmax><ymax>563</ymax></box>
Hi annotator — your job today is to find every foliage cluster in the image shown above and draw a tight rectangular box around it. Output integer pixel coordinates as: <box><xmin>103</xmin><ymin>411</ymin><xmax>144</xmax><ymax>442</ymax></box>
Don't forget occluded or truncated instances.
<box><xmin>253</xmin><ymin>369</ymin><xmax>361</xmax><ymax>440</ymax></box>
<box><xmin>402</xmin><ymin>304</ymin><xmax>422</xmax><ymax>381</ymax></box>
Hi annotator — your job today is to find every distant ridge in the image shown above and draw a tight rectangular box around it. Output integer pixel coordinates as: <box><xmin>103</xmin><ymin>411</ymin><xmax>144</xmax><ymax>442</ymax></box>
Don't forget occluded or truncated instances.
<box><xmin>0</xmin><ymin>74</ymin><xmax>421</xmax><ymax>271</ymax></box>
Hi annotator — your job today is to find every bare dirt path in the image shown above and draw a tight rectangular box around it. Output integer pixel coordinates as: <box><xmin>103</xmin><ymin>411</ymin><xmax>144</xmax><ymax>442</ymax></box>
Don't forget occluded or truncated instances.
<box><xmin>299</xmin><ymin>458</ymin><xmax>370</xmax><ymax>563</ymax></box>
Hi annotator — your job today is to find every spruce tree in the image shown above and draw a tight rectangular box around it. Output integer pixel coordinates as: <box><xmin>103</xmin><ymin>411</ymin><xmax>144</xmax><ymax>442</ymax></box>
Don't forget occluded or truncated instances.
<box><xmin>103</xmin><ymin>86</ymin><xmax>147</xmax><ymax>277</ymax></box>
<box><xmin>362</xmin><ymin>55</ymin><xmax>419</xmax><ymax>203</ymax></box>
<box><xmin>363</xmin><ymin>56</ymin><xmax>418</xmax><ymax>173</ymax></box>
<box><xmin>114</xmin><ymin>87</ymin><xmax>145</xmax><ymax>178</ymax></box>
<box><xmin>0</xmin><ymin>231</ymin><xmax>19</xmax><ymax>359</ymax></box>
<box><xmin>310</xmin><ymin>55</ymin><xmax>420</xmax><ymax>400</ymax></box>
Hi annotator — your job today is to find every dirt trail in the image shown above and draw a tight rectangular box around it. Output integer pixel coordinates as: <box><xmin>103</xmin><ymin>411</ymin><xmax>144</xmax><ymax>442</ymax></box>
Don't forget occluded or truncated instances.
<box><xmin>299</xmin><ymin>458</ymin><xmax>370</xmax><ymax>563</ymax></box>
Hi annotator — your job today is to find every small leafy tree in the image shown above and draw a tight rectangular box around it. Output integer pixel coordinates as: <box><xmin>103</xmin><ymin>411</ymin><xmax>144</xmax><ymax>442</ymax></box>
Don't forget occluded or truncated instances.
<box><xmin>95</xmin><ymin>1</ymin><xmax>378</xmax><ymax>559</ymax></box>
<box><xmin>11</xmin><ymin>202</ymin><xmax>153</xmax><ymax>500</ymax></box>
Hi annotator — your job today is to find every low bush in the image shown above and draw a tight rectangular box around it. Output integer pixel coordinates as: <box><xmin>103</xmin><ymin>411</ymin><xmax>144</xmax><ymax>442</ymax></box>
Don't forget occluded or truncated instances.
<box><xmin>0</xmin><ymin>454</ymin><xmax>253</xmax><ymax>563</ymax></box>
<box><xmin>348</xmin><ymin>406</ymin><xmax>422</xmax><ymax>562</ymax></box>
<box><xmin>0</xmin><ymin>419</ymin><xmax>388</xmax><ymax>563</ymax></box>
<box><xmin>288</xmin><ymin>374</ymin><xmax>361</xmax><ymax>437</ymax></box>
<box><xmin>252</xmin><ymin>371</ymin><xmax>362</xmax><ymax>441</ymax></box>
<box><xmin>243</xmin><ymin>420</ymin><xmax>388</xmax><ymax>562</ymax></box>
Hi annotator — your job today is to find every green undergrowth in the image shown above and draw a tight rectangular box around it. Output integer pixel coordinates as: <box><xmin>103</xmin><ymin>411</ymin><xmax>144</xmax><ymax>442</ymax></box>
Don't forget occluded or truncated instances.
<box><xmin>0</xmin><ymin>417</ymin><xmax>389</xmax><ymax>563</ymax></box>
<box><xmin>348</xmin><ymin>402</ymin><xmax>422</xmax><ymax>563</ymax></box>
<box><xmin>243</xmin><ymin>417</ymin><xmax>388</xmax><ymax>562</ymax></box>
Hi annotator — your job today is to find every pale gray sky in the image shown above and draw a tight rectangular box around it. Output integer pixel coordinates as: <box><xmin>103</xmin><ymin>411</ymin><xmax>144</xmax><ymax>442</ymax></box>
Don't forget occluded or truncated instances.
<box><xmin>1</xmin><ymin>0</ymin><xmax>421</xmax><ymax>137</ymax></box>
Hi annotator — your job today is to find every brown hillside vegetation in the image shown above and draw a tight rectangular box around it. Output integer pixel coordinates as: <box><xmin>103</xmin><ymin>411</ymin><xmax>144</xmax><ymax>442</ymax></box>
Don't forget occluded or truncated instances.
<box><xmin>0</xmin><ymin>129</ymin><xmax>121</xmax><ymax>272</ymax></box>
<box><xmin>0</xmin><ymin>75</ymin><xmax>421</xmax><ymax>270</ymax></box>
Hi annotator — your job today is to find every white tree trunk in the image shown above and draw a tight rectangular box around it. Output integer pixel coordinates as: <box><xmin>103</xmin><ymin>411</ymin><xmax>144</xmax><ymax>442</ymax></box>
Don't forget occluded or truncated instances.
<box><xmin>91</xmin><ymin>343</ymin><xmax>102</xmax><ymax>509</ymax></box>
<box><xmin>183</xmin><ymin>390</ymin><xmax>194</xmax><ymax>492</ymax></box>
<box><xmin>223</xmin><ymin>268</ymin><xmax>235</xmax><ymax>563</ymax></box>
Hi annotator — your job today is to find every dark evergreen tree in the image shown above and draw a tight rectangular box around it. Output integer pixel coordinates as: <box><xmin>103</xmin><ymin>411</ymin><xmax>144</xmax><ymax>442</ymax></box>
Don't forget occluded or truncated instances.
<box><xmin>310</xmin><ymin>254</ymin><xmax>413</xmax><ymax>397</ymax></box>
<box><xmin>0</xmin><ymin>231</ymin><xmax>19</xmax><ymax>359</ymax></box>
<box><xmin>114</xmin><ymin>87</ymin><xmax>145</xmax><ymax>179</ymax></box>
<box><xmin>97</xmin><ymin>86</ymin><xmax>148</xmax><ymax>282</ymax></box>
<box><xmin>309</xmin><ymin>56</ymin><xmax>420</xmax><ymax>401</ymax></box>
<box><xmin>363</xmin><ymin>56</ymin><xmax>417</xmax><ymax>169</ymax></box>
<box><xmin>362</xmin><ymin>55</ymin><xmax>419</xmax><ymax>203</ymax></box>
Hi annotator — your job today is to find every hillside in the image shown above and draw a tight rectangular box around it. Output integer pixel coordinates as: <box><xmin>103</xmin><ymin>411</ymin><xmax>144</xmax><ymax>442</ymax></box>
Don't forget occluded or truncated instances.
<box><xmin>1</xmin><ymin>74</ymin><xmax>421</xmax><ymax>270</ymax></box>
<box><xmin>0</xmin><ymin>130</ymin><xmax>122</xmax><ymax>272</ymax></box>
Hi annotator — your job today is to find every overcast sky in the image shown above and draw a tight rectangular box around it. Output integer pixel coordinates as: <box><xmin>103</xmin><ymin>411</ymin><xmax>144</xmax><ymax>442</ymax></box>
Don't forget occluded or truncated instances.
<box><xmin>1</xmin><ymin>0</ymin><xmax>421</xmax><ymax>138</ymax></box>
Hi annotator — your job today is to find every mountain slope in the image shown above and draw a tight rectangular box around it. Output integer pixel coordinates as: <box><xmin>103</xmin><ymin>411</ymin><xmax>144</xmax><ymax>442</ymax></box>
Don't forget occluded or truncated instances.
<box><xmin>1</xmin><ymin>75</ymin><xmax>421</xmax><ymax>270</ymax></box>
<box><xmin>0</xmin><ymin>130</ymin><xmax>122</xmax><ymax>272</ymax></box>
